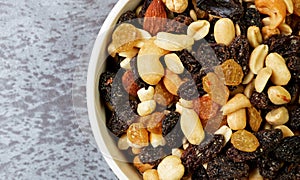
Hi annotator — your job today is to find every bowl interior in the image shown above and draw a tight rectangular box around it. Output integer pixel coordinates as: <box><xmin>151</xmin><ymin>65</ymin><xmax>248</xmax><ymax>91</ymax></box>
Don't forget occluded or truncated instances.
<box><xmin>87</xmin><ymin>0</ymin><xmax>142</xmax><ymax>179</ymax></box>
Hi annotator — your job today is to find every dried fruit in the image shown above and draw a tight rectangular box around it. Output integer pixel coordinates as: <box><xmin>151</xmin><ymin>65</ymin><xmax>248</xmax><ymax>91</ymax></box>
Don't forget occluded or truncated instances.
<box><xmin>247</xmin><ymin>106</ymin><xmax>263</xmax><ymax>132</ymax></box>
<box><xmin>240</xmin><ymin>8</ymin><xmax>262</xmax><ymax>33</ymax></box>
<box><xmin>122</xmin><ymin>70</ymin><xmax>140</xmax><ymax>96</ymax></box>
<box><xmin>275</xmin><ymin>163</ymin><xmax>300</xmax><ymax>180</ymax></box>
<box><xmin>257</xmin><ymin>155</ymin><xmax>282</xmax><ymax>179</ymax></box>
<box><xmin>117</xmin><ymin>10</ymin><xmax>137</xmax><ymax>24</ymax></box>
<box><xmin>139</xmin><ymin>145</ymin><xmax>166</xmax><ymax>166</ymax></box>
<box><xmin>176</xmin><ymin>49</ymin><xmax>202</xmax><ymax>75</ymax></box>
<box><xmin>250</xmin><ymin>91</ymin><xmax>274</xmax><ymax>110</ymax></box>
<box><xmin>215</xmin><ymin>59</ymin><xmax>244</xmax><ymax>86</ymax></box>
<box><xmin>274</xmin><ymin>136</ymin><xmax>300</xmax><ymax>163</ymax></box>
<box><xmin>288</xmin><ymin>105</ymin><xmax>300</xmax><ymax>131</ymax></box>
<box><xmin>231</xmin><ymin>129</ymin><xmax>260</xmax><ymax>152</ymax></box>
<box><xmin>153</xmin><ymin>81</ymin><xmax>174</xmax><ymax>106</ymax></box>
<box><xmin>226</xmin><ymin>146</ymin><xmax>258</xmax><ymax>163</ymax></box>
<box><xmin>99</xmin><ymin>71</ymin><xmax>116</xmax><ymax>110</ymax></box>
<box><xmin>193</xmin><ymin>95</ymin><xmax>219</xmax><ymax>122</ymax></box>
<box><xmin>165</xmin><ymin>15</ymin><xmax>193</xmax><ymax>34</ymax></box>
<box><xmin>143</xmin><ymin>0</ymin><xmax>167</xmax><ymax>35</ymax></box>
<box><xmin>191</xmin><ymin>164</ymin><xmax>209</xmax><ymax>180</ymax></box>
<box><xmin>181</xmin><ymin>134</ymin><xmax>225</xmax><ymax>173</ymax></box>
<box><xmin>177</xmin><ymin>80</ymin><xmax>200</xmax><ymax>100</ymax></box>
<box><xmin>255</xmin><ymin>129</ymin><xmax>283</xmax><ymax>153</ymax></box>
<box><xmin>206</xmin><ymin>154</ymin><xmax>250</xmax><ymax>179</ymax></box>
<box><xmin>162</xmin><ymin>111</ymin><xmax>180</xmax><ymax>137</ymax></box>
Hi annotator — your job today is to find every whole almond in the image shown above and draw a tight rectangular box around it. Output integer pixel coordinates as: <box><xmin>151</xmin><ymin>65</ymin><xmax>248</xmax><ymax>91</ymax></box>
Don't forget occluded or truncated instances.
<box><xmin>144</xmin><ymin>0</ymin><xmax>167</xmax><ymax>35</ymax></box>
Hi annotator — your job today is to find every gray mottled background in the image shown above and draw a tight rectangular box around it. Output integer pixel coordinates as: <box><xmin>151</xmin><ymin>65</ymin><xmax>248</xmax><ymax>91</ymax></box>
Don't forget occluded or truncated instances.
<box><xmin>0</xmin><ymin>0</ymin><xmax>119</xmax><ymax>179</ymax></box>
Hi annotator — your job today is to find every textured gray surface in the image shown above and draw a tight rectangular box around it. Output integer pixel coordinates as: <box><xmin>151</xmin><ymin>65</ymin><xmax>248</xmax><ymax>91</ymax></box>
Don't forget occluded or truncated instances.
<box><xmin>0</xmin><ymin>0</ymin><xmax>118</xmax><ymax>179</ymax></box>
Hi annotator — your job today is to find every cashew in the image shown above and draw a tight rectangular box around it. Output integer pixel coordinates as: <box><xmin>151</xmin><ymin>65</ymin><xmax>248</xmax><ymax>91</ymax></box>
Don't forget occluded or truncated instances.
<box><xmin>267</xmin><ymin>86</ymin><xmax>291</xmax><ymax>105</ymax></box>
<box><xmin>255</xmin><ymin>67</ymin><xmax>272</xmax><ymax>93</ymax></box>
<box><xmin>278</xmin><ymin>23</ymin><xmax>293</xmax><ymax>35</ymax></box>
<box><xmin>138</xmin><ymin>86</ymin><xmax>155</xmax><ymax>102</ymax></box>
<box><xmin>227</xmin><ymin>108</ymin><xmax>247</xmax><ymax>130</ymax></box>
<box><xmin>214</xmin><ymin>125</ymin><xmax>232</xmax><ymax>146</ymax></box>
<box><xmin>187</xmin><ymin>20</ymin><xmax>210</xmax><ymax>40</ymax></box>
<box><xmin>249</xmin><ymin>44</ymin><xmax>269</xmax><ymax>74</ymax></box>
<box><xmin>221</xmin><ymin>93</ymin><xmax>252</xmax><ymax>115</ymax></box>
<box><xmin>157</xmin><ymin>156</ymin><xmax>185</xmax><ymax>180</ymax></box>
<box><xmin>118</xmin><ymin>134</ymin><xmax>130</xmax><ymax>150</ymax></box>
<box><xmin>150</xmin><ymin>133</ymin><xmax>166</xmax><ymax>148</ymax></box>
<box><xmin>180</xmin><ymin>108</ymin><xmax>205</xmax><ymax>145</ymax></box>
<box><xmin>265</xmin><ymin>106</ymin><xmax>289</xmax><ymax>125</ymax></box>
<box><xmin>143</xmin><ymin>169</ymin><xmax>159</xmax><ymax>180</ymax></box>
<box><xmin>255</xmin><ymin>0</ymin><xmax>287</xmax><ymax>29</ymax></box>
<box><xmin>274</xmin><ymin>125</ymin><xmax>294</xmax><ymax>137</ymax></box>
<box><xmin>155</xmin><ymin>32</ymin><xmax>194</xmax><ymax>51</ymax></box>
<box><xmin>247</xmin><ymin>26</ymin><xmax>263</xmax><ymax>48</ymax></box>
<box><xmin>164</xmin><ymin>53</ymin><xmax>185</xmax><ymax>74</ymax></box>
<box><xmin>214</xmin><ymin>18</ymin><xmax>236</xmax><ymax>45</ymax></box>
<box><xmin>165</xmin><ymin>0</ymin><xmax>188</xmax><ymax>13</ymax></box>
<box><xmin>262</xmin><ymin>25</ymin><xmax>280</xmax><ymax>40</ymax></box>
<box><xmin>137</xmin><ymin>100</ymin><xmax>157</xmax><ymax>116</ymax></box>
<box><xmin>265</xmin><ymin>53</ymin><xmax>291</xmax><ymax>85</ymax></box>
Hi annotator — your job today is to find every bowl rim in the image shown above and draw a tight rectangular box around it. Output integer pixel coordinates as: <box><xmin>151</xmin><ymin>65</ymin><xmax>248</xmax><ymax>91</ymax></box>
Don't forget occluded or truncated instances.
<box><xmin>86</xmin><ymin>0</ymin><xmax>141</xmax><ymax>179</ymax></box>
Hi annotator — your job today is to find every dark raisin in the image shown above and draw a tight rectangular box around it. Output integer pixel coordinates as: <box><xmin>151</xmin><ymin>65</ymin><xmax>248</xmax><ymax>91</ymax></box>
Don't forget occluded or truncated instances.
<box><xmin>285</xmin><ymin>81</ymin><xmax>300</xmax><ymax>104</ymax></box>
<box><xmin>191</xmin><ymin>164</ymin><xmax>209</xmax><ymax>180</ymax></box>
<box><xmin>274</xmin><ymin>136</ymin><xmax>300</xmax><ymax>163</ymax></box>
<box><xmin>286</xmin><ymin>14</ymin><xmax>300</xmax><ymax>35</ymax></box>
<box><xmin>229</xmin><ymin>35</ymin><xmax>250</xmax><ymax>75</ymax></box>
<box><xmin>164</xmin><ymin>120</ymin><xmax>184</xmax><ymax>150</ymax></box>
<box><xmin>117</xmin><ymin>10</ymin><xmax>137</xmax><ymax>24</ymax></box>
<box><xmin>166</xmin><ymin>15</ymin><xmax>193</xmax><ymax>34</ymax></box>
<box><xmin>250</xmin><ymin>91</ymin><xmax>273</xmax><ymax>110</ymax></box>
<box><xmin>176</xmin><ymin>49</ymin><xmax>202</xmax><ymax>75</ymax></box>
<box><xmin>99</xmin><ymin>72</ymin><xmax>116</xmax><ymax>110</ymax></box>
<box><xmin>196</xmin><ymin>0</ymin><xmax>244</xmax><ymax>22</ymax></box>
<box><xmin>226</xmin><ymin>146</ymin><xmax>258</xmax><ymax>162</ymax></box>
<box><xmin>181</xmin><ymin>134</ymin><xmax>224</xmax><ymax>173</ymax></box>
<box><xmin>162</xmin><ymin>112</ymin><xmax>180</xmax><ymax>137</ymax></box>
<box><xmin>257</xmin><ymin>155</ymin><xmax>282</xmax><ymax>179</ymax></box>
<box><xmin>192</xmin><ymin>70</ymin><xmax>207</xmax><ymax>97</ymax></box>
<box><xmin>139</xmin><ymin>145</ymin><xmax>166</xmax><ymax>166</ymax></box>
<box><xmin>177</xmin><ymin>80</ymin><xmax>200</xmax><ymax>100</ymax></box>
<box><xmin>105</xmin><ymin>55</ymin><xmax>122</xmax><ymax>73</ymax></box>
<box><xmin>255</xmin><ymin>129</ymin><xmax>283</xmax><ymax>154</ymax></box>
<box><xmin>275</xmin><ymin>163</ymin><xmax>300</xmax><ymax>180</ymax></box>
<box><xmin>210</xmin><ymin>43</ymin><xmax>230</xmax><ymax>64</ymax></box>
<box><xmin>287</xmin><ymin>56</ymin><xmax>300</xmax><ymax>72</ymax></box>
<box><xmin>288</xmin><ymin>105</ymin><xmax>300</xmax><ymax>131</ymax></box>
<box><xmin>129</xmin><ymin>99</ymin><xmax>139</xmax><ymax>114</ymax></box>
<box><xmin>206</xmin><ymin>154</ymin><xmax>249</xmax><ymax>179</ymax></box>
<box><xmin>195</xmin><ymin>40</ymin><xmax>220</xmax><ymax>71</ymax></box>
<box><xmin>138</xmin><ymin>0</ymin><xmax>153</xmax><ymax>18</ymax></box>
<box><xmin>130</xmin><ymin>57</ymin><xmax>149</xmax><ymax>88</ymax></box>
<box><xmin>239</xmin><ymin>8</ymin><xmax>262</xmax><ymax>35</ymax></box>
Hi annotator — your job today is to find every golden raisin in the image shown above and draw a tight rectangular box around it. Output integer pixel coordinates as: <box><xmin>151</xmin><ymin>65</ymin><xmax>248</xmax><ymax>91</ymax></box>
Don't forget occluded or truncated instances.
<box><xmin>153</xmin><ymin>80</ymin><xmax>175</xmax><ymax>106</ymax></box>
<box><xmin>215</xmin><ymin>59</ymin><xmax>244</xmax><ymax>86</ymax></box>
<box><xmin>193</xmin><ymin>95</ymin><xmax>220</xmax><ymax>121</ymax></box>
<box><xmin>231</xmin><ymin>129</ymin><xmax>260</xmax><ymax>152</ymax></box>
<box><xmin>127</xmin><ymin>123</ymin><xmax>149</xmax><ymax>147</ymax></box>
<box><xmin>247</xmin><ymin>106</ymin><xmax>263</xmax><ymax>132</ymax></box>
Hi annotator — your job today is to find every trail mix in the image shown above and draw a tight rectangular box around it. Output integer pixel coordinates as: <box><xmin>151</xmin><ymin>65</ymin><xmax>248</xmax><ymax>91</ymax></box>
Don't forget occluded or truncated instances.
<box><xmin>99</xmin><ymin>0</ymin><xmax>300</xmax><ymax>179</ymax></box>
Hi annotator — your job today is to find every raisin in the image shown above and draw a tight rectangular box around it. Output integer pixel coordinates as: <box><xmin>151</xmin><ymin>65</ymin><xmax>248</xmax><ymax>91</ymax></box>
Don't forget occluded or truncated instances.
<box><xmin>138</xmin><ymin>0</ymin><xmax>153</xmax><ymax>18</ymax></box>
<box><xmin>192</xmin><ymin>71</ymin><xmax>207</xmax><ymax>97</ymax></box>
<box><xmin>117</xmin><ymin>10</ymin><xmax>137</xmax><ymax>24</ymax></box>
<box><xmin>166</xmin><ymin>15</ymin><xmax>193</xmax><ymax>34</ymax></box>
<box><xmin>288</xmin><ymin>105</ymin><xmax>300</xmax><ymax>131</ymax></box>
<box><xmin>274</xmin><ymin>136</ymin><xmax>300</xmax><ymax>163</ymax></box>
<box><xmin>287</xmin><ymin>56</ymin><xmax>300</xmax><ymax>72</ymax></box>
<box><xmin>286</xmin><ymin>14</ymin><xmax>300</xmax><ymax>35</ymax></box>
<box><xmin>285</xmin><ymin>81</ymin><xmax>300</xmax><ymax>104</ymax></box>
<box><xmin>193</xmin><ymin>95</ymin><xmax>220</xmax><ymax>122</ymax></box>
<box><xmin>239</xmin><ymin>8</ymin><xmax>262</xmax><ymax>35</ymax></box>
<box><xmin>130</xmin><ymin>57</ymin><xmax>149</xmax><ymax>88</ymax></box>
<box><xmin>214</xmin><ymin>59</ymin><xmax>244</xmax><ymax>86</ymax></box>
<box><xmin>255</xmin><ymin>129</ymin><xmax>283</xmax><ymax>154</ymax></box>
<box><xmin>176</xmin><ymin>49</ymin><xmax>202</xmax><ymax>75</ymax></box>
<box><xmin>275</xmin><ymin>163</ymin><xmax>300</xmax><ymax>180</ymax></box>
<box><xmin>99</xmin><ymin>71</ymin><xmax>116</xmax><ymax>110</ymax></box>
<box><xmin>122</xmin><ymin>70</ymin><xmax>140</xmax><ymax>97</ymax></box>
<box><xmin>129</xmin><ymin>99</ymin><xmax>139</xmax><ymax>114</ymax></box>
<box><xmin>139</xmin><ymin>145</ymin><xmax>166</xmax><ymax>166</ymax></box>
<box><xmin>181</xmin><ymin>134</ymin><xmax>224</xmax><ymax>173</ymax></box>
<box><xmin>162</xmin><ymin>112</ymin><xmax>180</xmax><ymax>137</ymax></box>
<box><xmin>231</xmin><ymin>129</ymin><xmax>260</xmax><ymax>152</ymax></box>
<box><xmin>205</xmin><ymin>18</ymin><xmax>218</xmax><ymax>43</ymax></box>
<box><xmin>177</xmin><ymin>80</ymin><xmax>200</xmax><ymax>100</ymax></box>
<box><xmin>196</xmin><ymin>0</ymin><xmax>244</xmax><ymax>22</ymax></box>
<box><xmin>257</xmin><ymin>155</ymin><xmax>282</xmax><ymax>179</ymax></box>
<box><xmin>164</xmin><ymin>122</ymin><xmax>184</xmax><ymax>150</ymax></box>
<box><xmin>250</xmin><ymin>91</ymin><xmax>273</xmax><ymax>110</ymax></box>
<box><xmin>191</xmin><ymin>164</ymin><xmax>209</xmax><ymax>180</ymax></box>
<box><xmin>206</xmin><ymin>154</ymin><xmax>249</xmax><ymax>179</ymax></box>
<box><xmin>210</xmin><ymin>43</ymin><xmax>230</xmax><ymax>64</ymax></box>
<box><xmin>226</xmin><ymin>146</ymin><xmax>258</xmax><ymax>163</ymax></box>
<box><xmin>229</xmin><ymin>35</ymin><xmax>250</xmax><ymax>75</ymax></box>
<box><xmin>195</xmin><ymin>40</ymin><xmax>220</xmax><ymax>71</ymax></box>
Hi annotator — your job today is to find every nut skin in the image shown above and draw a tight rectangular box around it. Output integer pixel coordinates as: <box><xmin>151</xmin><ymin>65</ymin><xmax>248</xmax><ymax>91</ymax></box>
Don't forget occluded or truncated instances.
<box><xmin>144</xmin><ymin>0</ymin><xmax>167</xmax><ymax>35</ymax></box>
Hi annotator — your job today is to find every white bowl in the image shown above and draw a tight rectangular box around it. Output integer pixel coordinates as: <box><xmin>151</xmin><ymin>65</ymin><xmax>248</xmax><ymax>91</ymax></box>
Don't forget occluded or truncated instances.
<box><xmin>87</xmin><ymin>0</ymin><xmax>142</xmax><ymax>179</ymax></box>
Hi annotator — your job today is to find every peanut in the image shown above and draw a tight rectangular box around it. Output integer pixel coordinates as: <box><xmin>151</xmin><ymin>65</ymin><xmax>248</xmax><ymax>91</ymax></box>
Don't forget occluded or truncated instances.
<box><xmin>214</xmin><ymin>18</ymin><xmax>235</xmax><ymax>45</ymax></box>
<box><xmin>179</xmin><ymin>98</ymin><xmax>194</xmax><ymax>109</ymax></box>
<box><xmin>255</xmin><ymin>67</ymin><xmax>272</xmax><ymax>93</ymax></box>
<box><xmin>164</xmin><ymin>53</ymin><xmax>184</xmax><ymax>74</ymax></box>
<box><xmin>120</xmin><ymin>57</ymin><xmax>132</xmax><ymax>70</ymax></box>
<box><xmin>242</xmin><ymin>71</ymin><xmax>255</xmax><ymax>85</ymax></box>
<box><xmin>235</xmin><ymin>24</ymin><xmax>241</xmax><ymax>36</ymax></box>
<box><xmin>189</xmin><ymin>9</ymin><xmax>197</xmax><ymax>21</ymax></box>
<box><xmin>172</xmin><ymin>148</ymin><xmax>184</xmax><ymax>158</ymax></box>
<box><xmin>274</xmin><ymin>125</ymin><xmax>294</xmax><ymax>137</ymax></box>
<box><xmin>157</xmin><ymin>156</ymin><xmax>185</xmax><ymax>180</ymax></box>
<box><xmin>143</xmin><ymin>169</ymin><xmax>159</xmax><ymax>180</ymax></box>
<box><xmin>138</xmin><ymin>86</ymin><xmax>155</xmax><ymax>102</ymax></box>
<box><xmin>265</xmin><ymin>106</ymin><xmax>289</xmax><ymax>125</ymax></box>
<box><xmin>283</xmin><ymin>0</ymin><xmax>294</xmax><ymax>14</ymax></box>
<box><xmin>221</xmin><ymin>93</ymin><xmax>252</xmax><ymax>115</ymax></box>
<box><xmin>137</xmin><ymin>100</ymin><xmax>156</xmax><ymax>117</ymax></box>
<box><xmin>265</xmin><ymin>53</ymin><xmax>291</xmax><ymax>85</ymax></box>
<box><xmin>278</xmin><ymin>23</ymin><xmax>293</xmax><ymax>35</ymax></box>
<box><xmin>267</xmin><ymin>86</ymin><xmax>291</xmax><ymax>105</ymax></box>
<box><xmin>214</xmin><ymin>125</ymin><xmax>232</xmax><ymax>146</ymax></box>
<box><xmin>118</xmin><ymin>134</ymin><xmax>129</xmax><ymax>150</ymax></box>
<box><xmin>247</xmin><ymin>26</ymin><xmax>263</xmax><ymax>48</ymax></box>
<box><xmin>244</xmin><ymin>80</ymin><xmax>255</xmax><ymax>99</ymax></box>
<box><xmin>227</xmin><ymin>108</ymin><xmax>247</xmax><ymax>130</ymax></box>
<box><xmin>155</xmin><ymin>32</ymin><xmax>194</xmax><ymax>51</ymax></box>
<box><xmin>187</xmin><ymin>20</ymin><xmax>210</xmax><ymax>40</ymax></box>
<box><xmin>165</xmin><ymin>0</ymin><xmax>188</xmax><ymax>13</ymax></box>
<box><xmin>180</xmin><ymin>108</ymin><xmax>205</xmax><ymax>145</ymax></box>
<box><xmin>249</xmin><ymin>44</ymin><xmax>269</xmax><ymax>74</ymax></box>
<box><xmin>163</xmin><ymin>69</ymin><xmax>184</xmax><ymax>95</ymax></box>
<box><xmin>150</xmin><ymin>133</ymin><xmax>166</xmax><ymax>147</ymax></box>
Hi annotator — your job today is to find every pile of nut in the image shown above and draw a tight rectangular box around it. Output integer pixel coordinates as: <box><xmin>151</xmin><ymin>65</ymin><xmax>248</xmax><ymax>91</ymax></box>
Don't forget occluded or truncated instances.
<box><xmin>99</xmin><ymin>0</ymin><xmax>300</xmax><ymax>179</ymax></box>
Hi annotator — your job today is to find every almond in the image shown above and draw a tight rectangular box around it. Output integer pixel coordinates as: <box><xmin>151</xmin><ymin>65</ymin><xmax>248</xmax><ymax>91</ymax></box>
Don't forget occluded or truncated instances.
<box><xmin>144</xmin><ymin>0</ymin><xmax>167</xmax><ymax>36</ymax></box>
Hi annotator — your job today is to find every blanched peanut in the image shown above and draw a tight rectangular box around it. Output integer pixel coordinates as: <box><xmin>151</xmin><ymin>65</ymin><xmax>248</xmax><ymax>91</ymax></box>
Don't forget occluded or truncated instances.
<box><xmin>235</xmin><ymin>24</ymin><xmax>241</xmax><ymax>36</ymax></box>
<box><xmin>138</xmin><ymin>86</ymin><xmax>155</xmax><ymax>102</ymax></box>
<box><xmin>165</xmin><ymin>0</ymin><xmax>188</xmax><ymax>13</ymax></box>
<box><xmin>249</xmin><ymin>44</ymin><xmax>269</xmax><ymax>74</ymax></box>
<box><xmin>266</xmin><ymin>53</ymin><xmax>291</xmax><ymax>85</ymax></box>
<box><xmin>266</xmin><ymin>106</ymin><xmax>289</xmax><ymax>125</ymax></box>
<box><xmin>244</xmin><ymin>80</ymin><xmax>255</xmax><ymax>99</ymax></box>
<box><xmin>189</xmin><ymin>9</ymin><xmax>197</xmax><ymax>21</ymax></box>
<box><xmin>255</xmin><ymin>67</ymin><xmax>272</xmax><ymax>93</ymax></box>
<box><xmin>155</xmin><ymin>32</ymin><xmax>194</xmax><ymax>51</ymax></box>
<box><xmin>150</xmin><ymin>133</ymin><xmax>166</xmax><ymax>148</ymax></box>
<box><xmin>143</xmin><ymin>169</ymin><xmax>159</xmax><ymax>180</ymax></box>
<box><xmin>118</xmin><ymin>134</ymin><xmax>130</xmax><ymax>150</ymax></box>
<box><xmin>157</xmin><ymin>156</ymin><xmax>185</xmax><ymax>180</ymax></box>
<box><xmin>133</xmin><ymin>156</ymin><xmax>154</xmax><ymax>173</ymax></box>
<box><xmin>267</xmin><ymin>86</ymin><xmax>291</xmax><ymax>105</ymax></box>
<box><xmin>163</xmin><ymin>69</ymin><xmax>184</xmax><ymax>95</ymax></box>
<box><xmin>187</xmin><ymin>20</ymin><xmax>210</xmax><ymax>40</ymax></box>
<box><xmin>120</xmin><ymin>57</ymin><xmax>132</xmax><ymax>70</ymax></box>
<box><xmin>274</xmin><ymin>125</ymin><xmax>294</xmax><ymax>137</ymax></box>
<box><xmin>179</xmin><ymin>98</ymin><xmax>194</xmax><ymax>109</ymax></box>
<box><xmin>242</xmin><ymin>71</ymin><xmax>255</xmax><ymax>85</ymax></box>
<box><xmin>214</xmin><ymin>125</ymin><xmax>232</xmax><ymax>145</ymax></box>
<box><xmin>180</xmin><ymin>108</ymin><xmax>205</xmax><ymax>145</ymax></box>
<box><xmin>137</xmin><ymin>100</ymin><xmax>156</xmax><ymax>116</ymax></box>
<box><xmin>222</xmin><ymin>93</ymin><xmax>252</xmax><ymax>115</ymax></box>
<box><xmin>278</xmin><ymin>23</ymin><xmax>293</xmax><ymax>35</ymax></box>
<box><xmin>164</xmin><ymin>53</ymin><xmax>184</xmax><ymax>74</ymax></box>
<box><xmin>214</xmin><ymin>18</ymin><xmax>235</xmax><ymax>45</ymax></box>
<box><xmin>227</xmin><ymin>109</ymin><xmax>247</xmax><ymax>130</ymax></box>
<box><xmin>247</xmin><ymin>26</ymin><xmax>263</xmax><ymax>48</ymax></box>
<box><xmin>172</xmin><ymin>148</ymin><xmax>184</xmax><ymax>158</ymax></box>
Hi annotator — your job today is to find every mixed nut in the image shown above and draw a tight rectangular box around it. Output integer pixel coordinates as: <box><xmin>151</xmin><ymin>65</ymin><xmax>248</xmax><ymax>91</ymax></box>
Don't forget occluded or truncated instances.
<box><xmin>99</xmin><ymin>0</ymin><xmax>300</xmax><ymax>179</ymax></box>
